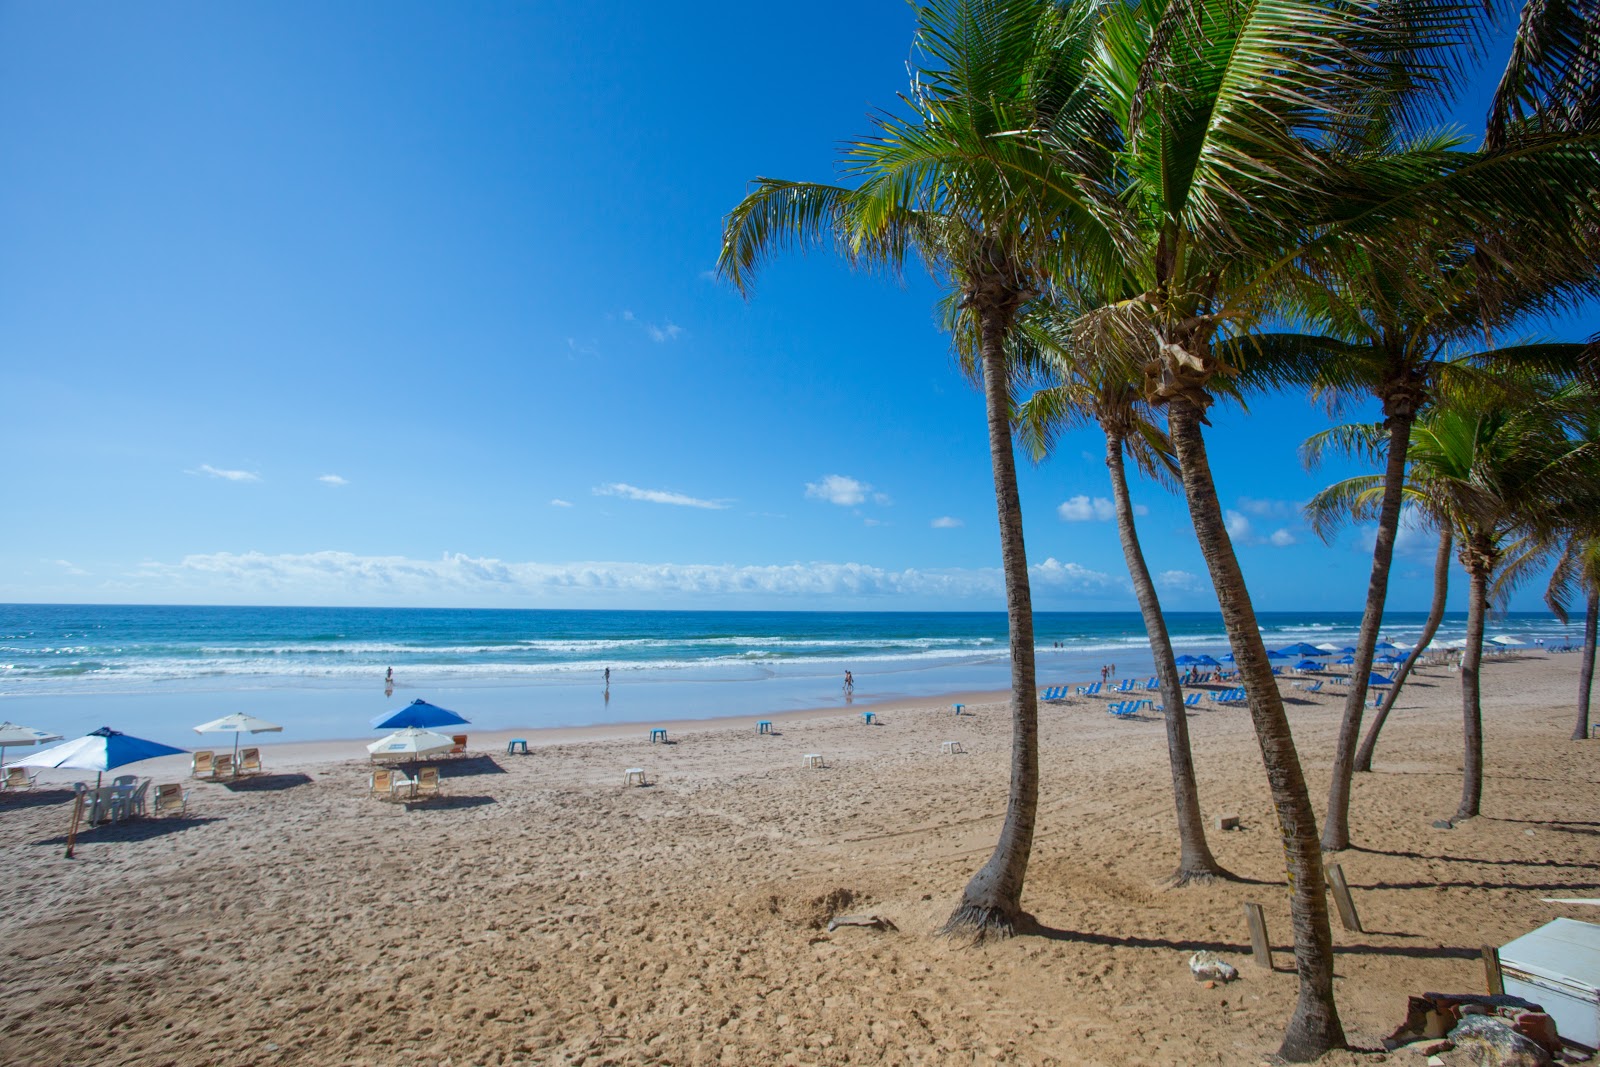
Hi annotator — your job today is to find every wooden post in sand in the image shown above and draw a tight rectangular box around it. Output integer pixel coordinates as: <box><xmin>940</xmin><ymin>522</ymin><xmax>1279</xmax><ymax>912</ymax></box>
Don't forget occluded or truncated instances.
<box><xmin>1482</xmin><ymin>945</ymin><xmax>1504</xmax><ymax>995</ymax></box>
<box><xmin>1324</xmin><ymin>863</ymin><xmax>1363</xmax><ymax>933</ymax></box>
<box><xmin>65</xmin><ymin>792</ymin><xmax>85</xmax><ymax>859</ymax></box>
<box><xmin>1243</xmin><ymin>903</ymin><xmax>1272</xmax><ymax>969</ymax></box>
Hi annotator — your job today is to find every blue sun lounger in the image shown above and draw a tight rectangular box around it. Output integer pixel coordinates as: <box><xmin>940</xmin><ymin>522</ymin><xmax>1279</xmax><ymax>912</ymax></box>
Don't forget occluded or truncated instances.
<box><xmin>1075</xmin><ymin>682</ymin><xmax>1103</xmax><ymax>697</ymax></box>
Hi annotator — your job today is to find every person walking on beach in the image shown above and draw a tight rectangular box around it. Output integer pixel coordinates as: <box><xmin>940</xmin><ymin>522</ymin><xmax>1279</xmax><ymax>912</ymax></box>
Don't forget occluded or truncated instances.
<box><xmin>604</xmin><ymin>667</ymin><xmax>610</xmax><ymax>687</ymax></box>
<box><xmin>844</xmin><ymin>670</ymin><xmax>854</xmax><ymax>693</ymax></box>
<box><xmin>385</xmin><ymin>667</ymin><xmax>393</xmax><ymax>686</ymax></box>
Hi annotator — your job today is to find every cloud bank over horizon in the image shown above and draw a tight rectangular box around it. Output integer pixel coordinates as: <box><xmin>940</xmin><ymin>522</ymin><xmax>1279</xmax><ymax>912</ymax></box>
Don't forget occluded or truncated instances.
<box><xmin>43</xmin><ymin>549</ymin><xmax>1156</xmax><ymax>609</ymax></box>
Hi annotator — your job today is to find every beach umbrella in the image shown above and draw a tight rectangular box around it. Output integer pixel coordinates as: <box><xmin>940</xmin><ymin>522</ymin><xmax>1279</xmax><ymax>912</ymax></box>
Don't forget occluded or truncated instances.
<box><xmin>1315</xmin><ymin>643</ymin><xmax>1343</xmax><ymax>653</ymax></box>
<box><xmin>1375</xmin><ymin>641</ymin><xmax>1400</xmax><ymax>651</ymax></box>
<box><xmin>1277</xmin><ymin>642</ymin><xmax>1324</xmax><ymax>657</ymax></box>
<box><xmin>1221</xmin><ymin>653</ymin><xmax>1236</xmax><ymax>663</ymax></box>
<box><xmin>370</xmin><ymin>699</ymin><xmax>469</xmax><ymax>731</ymax></box>
<box><xmin>1265</xmin><ymin>649</ymin><xmax>1288</xmax><ymax>660</ymax></box>
<box><xmin>13</xmin><ymin>727</ymin><xmax>187</xmax><ymax>788</ymax></box>
<box><xmin>1366</xmin><ymin>672</ymin><xmax>1396</xmax><ymax>686</ymax></box>
<box><xmin>1491</xmin><ymin>635</ymin><xmax>1526</xmax><ymax>646</ymax></box>
<box><xmin>1294</xmin><ymin>659</ymin><xmax>1322</xmax><ymax>671</ymax></box>
<box><xmin>193</xmin><ymin>712</ymin><xmax>283</xmax><ymax>765</ymax></box>
<box><xmin>1377</xmin><ymin>653</ymin><xmax>1407</xmax><ymax>664</ymax></box>
<box><xmin>0</xmin><ymin>722</ymin><xmax>64</xmax><ymax>775</ymax></box>
<box><xmin>1194</xmin><ymin>654</ymin><xmax>1222</xmax><ymax>667</ymax></box>
<box><xmin>1335</xmin><ymin>654</ymin><xmax>1356</xmax><ymax>665</ymax></box>
<box><xmin>367</xmin><ymin>728</ymin><xmax>456</xmax><ymax>762</ymax></box>
<box><xmin>1174</xmin><ymin>655</ymin><xmax>1200</xmax><ymax>666</ymax></box>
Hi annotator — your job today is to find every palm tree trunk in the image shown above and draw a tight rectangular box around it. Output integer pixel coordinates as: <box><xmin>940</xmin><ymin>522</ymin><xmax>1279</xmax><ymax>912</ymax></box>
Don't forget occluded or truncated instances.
<box><xmin>1357</xmin><ymin>528</ymin><xmax>1451</xmax><ymax>772</ymax></box>
<box><xmin>1104</xmin><ymin>428</ymin><xmax>1228</xmax><ymax>884</ymax></box>
<box><xmin>1455</xmin><ymin>545</ymin><xmax>1490</xmax><ymax>822</ymax></box>
<box><xmin>1167</xmin><ymin>393</ymin><xmax>1344</xmax><ymax>1060</ymax></box>
<box><xmin>1322</xmin><ymin>406</ymin><xmax>1414</xmax><ymax>851</ymax></box>
<box><xmin>944</xmin><ymin>301</ymin><xmax>1039</xmax><ymax>941</ymax></box>
<box><xmin>1573</xmin><ymin>590</ymin><xmax>1597</xmax><ymax>740</ymax></box>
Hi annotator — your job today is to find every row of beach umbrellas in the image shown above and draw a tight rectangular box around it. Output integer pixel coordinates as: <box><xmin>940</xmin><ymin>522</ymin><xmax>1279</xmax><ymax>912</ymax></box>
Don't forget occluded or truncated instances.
<box><xmin>1</xmin><ymin>698</ymin><xmax>474</xmax><ymax>785</ymax></box>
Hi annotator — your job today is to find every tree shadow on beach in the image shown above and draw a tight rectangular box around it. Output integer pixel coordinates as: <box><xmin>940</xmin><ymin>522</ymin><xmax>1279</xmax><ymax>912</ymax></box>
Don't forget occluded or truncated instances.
<box><xmin>222</xmin><ymin>773</ymin><xmax>312</xmax><ymax>792</ymax></box>
<box><xmin>0</xmin><ymin>789</ymin><xmax>78</xmax><ymax>812</ymax></box>
<box><xmin>35</xmin><ymin>815</ymin><xmax>223</xmax><ymax>847</ymax></box>
<box><xmin>1348</xmin><ymin>844</ymin><xmax>1599</xmax><ymax>870</ymax></box>
<box><xmin>402</xmin><ymin>794</ymin><xmax>496</xmax><ymax>812</ymax></box>
<box><xmin>1027</xmin><ymin>921</ymin><xmax>1479</xmax><ymax>966</ymax></box>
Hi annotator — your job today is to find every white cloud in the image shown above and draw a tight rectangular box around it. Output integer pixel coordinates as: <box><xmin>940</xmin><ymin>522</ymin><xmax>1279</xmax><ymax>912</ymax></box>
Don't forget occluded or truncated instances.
<box><xmin>1237</xmin><ymin>496</ymin><xmax>1299</xmax><ymax>518</ymax></box>
<box><xmin>621</xmin><ymin>310</ymin><xmax>635</xmax><ymax>321</ymax></box>
<box><xmin>194</xmin><ymin>464</ymin><xmax>260</xmax><ymax>483</ymax></box>
<box><xmin>1269</xmin><ymin>528</ymin><xmax>1297</xmax><ymax>547</ymax></box>
<box><xmin>51</xmin><ymin>559</ymin><xmax>88</xmax><ymax>576</ymax></box>
<box><xmin>318</xmin><ymin>474</ymin><xmax>348</xmax><ymax>487</ymax></box>
<box><xmin>931</xmin><ymin>516</ymin><xmax>962</xmax><ymax>529</ymax></box>
<box><xmin>1225</xmin><ymin>510</ymin><xmax>1253</xmax><ymax>539</ymax></box>
<box><xmin>1226</xmin><ymin>507</ymin><xmax>1299</xmax><ymax>548</ymax></box>
<box><xmin>1156</xmin><ymin>569</ymin><xmax>1207</xmax><ymax>595</ymax></box>
<box><xmin>550</xmin><ymin>499</ymin><xmax>574</xmax><ymax>508</ymax></box>
<box><xmin>806</xmin><ymin>474</ymin><xmax>872</xmax><ymax>507</ymax></box>
<box><xmin>126</xmin><ymin>550</ymin><xmax>1118</xmax><ymax>605</ymax></box>
<box><xmin>593</xmin><ymin>483</ymin><xmax>729</xmax><ymax>510</ymax></box>
<box><xmin>863</xmin><ymin>518</ymin><xmax>885</xmax><ymax>527</ymax></box>
<box><xmin>1058</xmin><ymin>495</ymin><xmax>1115</xmax><ymax>522</ymax></box>
<box><xmin>647</xmin><ymin>322</ymin><xmax>683</xmax><ymax>343</ymax></box>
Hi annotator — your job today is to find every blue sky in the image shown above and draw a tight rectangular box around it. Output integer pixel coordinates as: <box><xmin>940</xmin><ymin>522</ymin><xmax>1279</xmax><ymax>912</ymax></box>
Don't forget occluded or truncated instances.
<box><xmin>2</xmin><ymin>2</ymin><xmax>1594</xmax><ymax>613</ymax></box>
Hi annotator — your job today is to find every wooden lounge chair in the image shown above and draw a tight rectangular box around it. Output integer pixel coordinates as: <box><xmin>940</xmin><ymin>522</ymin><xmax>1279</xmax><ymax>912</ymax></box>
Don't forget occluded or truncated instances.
<box><xmin>191</xmin><ymin>750</ymin><xmax>215</xmax><ymax>779</ymax></box>
<box><xmin>237</xmin><ymin>748</ymin><xmax>262</xmax><ymax>775</ymax></box>
<box><xmin>3</xmin><ymin>766</ymin><xmax>37</xmax><ymax>792</ymax></box>
<box><xmin>212</xmin><ymin>752</ymin><xmax>235</xmax><ymax>780</ymax></box>
<box><xmin>450</xmin><ymin>734</ymin><xmax>468</xmax><ymax>756</ymax></box>
<box><xmin>153</xmin><ymin>783</ymin><xmax>187</xmax><ymax>816</ymax></box>
<box><xmin>412</xmin><ymin>766</ymin><xmax>442</xmax><ymax>800</ymax></box>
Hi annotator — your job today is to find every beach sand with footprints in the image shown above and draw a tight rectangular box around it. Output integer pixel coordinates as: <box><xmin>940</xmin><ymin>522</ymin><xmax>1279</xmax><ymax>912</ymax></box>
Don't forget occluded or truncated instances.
<box><xmin>2</xmin><ymin>653</ymin><xmax>1597</xmax><ymax>1065</ymax></box>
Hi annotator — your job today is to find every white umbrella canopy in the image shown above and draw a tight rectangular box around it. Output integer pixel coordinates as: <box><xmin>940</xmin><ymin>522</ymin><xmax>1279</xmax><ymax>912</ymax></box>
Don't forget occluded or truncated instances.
<box><xmin>14</xmin><ymin>727</ymin><xmax>187</xmax><ymax>787</ymax></box>
<box><xmin>367</xmin><ymin>728</ymin><xmax>455</xmax><ymax>762</ymax></box>
<box><xmin>0</xmin><ymin>722</ymin><xmax>65</xmax><ymax>773</ymax></box>
<box><xmin>1314</xmin><ymin>643</ymin><xmax>1343</xmax><ymax>653</ymax></box>
<box><xmin>1491</xmin><ymin>635</ymin><xmax>1527</xmax><ymax>646</ymax></box>
<box><xmin>194</xmin><ymin>713</ymin><xmax>283</xmax><ymax>764</ymax></box>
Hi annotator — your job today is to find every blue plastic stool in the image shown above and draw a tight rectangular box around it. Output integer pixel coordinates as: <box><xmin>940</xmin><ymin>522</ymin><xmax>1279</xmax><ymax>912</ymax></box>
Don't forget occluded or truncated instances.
<box><xmin>757</xmin><ymin>720</ymin><xmax>773</xmax><ymax>735</ymax></box>
<box><xmin>953</xmin><ymin>703</ymin><xmax>964</xmax><ymax>715</ymax></box>
<box><xmin>506</xmin><ymin>739</ymin><xmax>528</xmax><ymax>755</ymax></box>
<box><xmin>649</xmin><ymin>728</ymin><xmax>668</xmax><ymax>743</ymax></box>
<box><xmin>862</xmin><ymin>712</ymin><xmax>876</xmax><ymax>725</ymax></box>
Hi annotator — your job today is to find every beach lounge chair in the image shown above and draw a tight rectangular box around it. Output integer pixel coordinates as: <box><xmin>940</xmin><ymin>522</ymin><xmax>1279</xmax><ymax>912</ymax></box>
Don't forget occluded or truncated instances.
<box><xmin>191</xmin><ymin>750</ymin><xmax>215</xmax><ymax>779</ymax></box>
<box><xmin>3</xmin><ymin>766</ymin><xmax>36</xmax><ymax>791</ymax></box>
<box><xmin>238</xmin><ymin>748</ymin><xmax>262</xmax><ymax>775</ymax></box>
<box><xmin>369</xmin><ymin>768</ymin><xmax>399</xmax><ymax>800</ymax></box>
<box><xmin>212</xmin><ymin>752</ymin><xmax>235</xmax><ymax>780</ymax></box>
<box><xmin>450</xmin><ymin>734</ymin><xmax>467</xmax><ymax>756</ymax></box>
<box><xmin>1108</xmin><ymin>700</ymin><xmax>1144</xmax><ymax>718</ymax></box>
<box><xmin>412</xmin><ymin>766</ymin><xmax>442</xmax><ymax>800</ymax></box>
<box><xmin>153</xmin><ymin>783</ymin><xmax>187</xmax><ymax>816</ymax></box>
<box><xmin>1113</xmin><ymin>678</ymin><xmax>1135</xmax><ymax>693</ymax></box>
<box><xmin>1075</xmin><ymin>682</ymin><xmax>1103</xmax><ymax>697</ymax></box>
<box><xmin>1144</xmin><ymin>677</ymin><xmax>1160</xmax><ymax>690</ymax></box>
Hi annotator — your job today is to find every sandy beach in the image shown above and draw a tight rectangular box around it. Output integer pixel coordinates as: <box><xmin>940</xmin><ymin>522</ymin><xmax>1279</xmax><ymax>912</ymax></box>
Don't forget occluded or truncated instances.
<box><xmin>2</xmin><ymin>654</ymin><xmax>1596</xmax><ymax>1066</ymax></box>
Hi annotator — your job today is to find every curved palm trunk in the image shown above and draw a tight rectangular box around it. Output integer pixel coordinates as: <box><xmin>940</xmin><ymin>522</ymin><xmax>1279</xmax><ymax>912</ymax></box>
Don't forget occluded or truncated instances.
<box><xmin>1356</xmin><ymin>529</ymin><xmax>1451</xmax><ymax>772</ymax></box>
<box><xmin>1167</xmin><ymin>393</ymin><xmax>1344</xmax><ymax>1061</ymax></box>
<box><xmin>1104</xmin><ymin>429</ymin><xmax>1228</xmax><ymax>884</ymax></box>
<box><xmin>1455</xmin><ymin>544</ymin><xmax>1491</xmax><ymax>822</ymax></box>
<box><xmin>944</xmin><ymin>300</ymin><xmax>1039</xmax><ymax>941</ymax></box>
<box><xmin>1323</xmin><ymin>407</ymin><xmax>1414</xmax><ymax>850</ymax></box>
<box><xmin>1574</xmin><ymin>590</ymin><xmax>1597</xmax><ymax>741</ymax></box>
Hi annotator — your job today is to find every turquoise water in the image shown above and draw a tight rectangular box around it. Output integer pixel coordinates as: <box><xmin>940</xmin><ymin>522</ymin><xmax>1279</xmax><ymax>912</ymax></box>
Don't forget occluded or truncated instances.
<box><xmin>0</xmin><ymin>604</ymin><xmax>1571</xmax><ymax>745</ymax></box>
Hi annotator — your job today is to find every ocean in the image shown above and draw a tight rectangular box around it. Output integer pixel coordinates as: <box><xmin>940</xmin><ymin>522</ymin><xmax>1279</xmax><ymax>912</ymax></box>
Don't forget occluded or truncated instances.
<box><xmin>0</xmin><ymin>604</ymin><xmax>1573</xmax><ymax>746</ymax></box>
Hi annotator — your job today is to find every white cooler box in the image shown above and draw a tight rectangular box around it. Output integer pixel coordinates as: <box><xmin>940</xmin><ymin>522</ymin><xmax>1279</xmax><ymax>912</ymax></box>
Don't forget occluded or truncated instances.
<box><xmin>1499</xmin><ymin>917</ymin><xmax>1600</xmax><ymax>1050</ymax></box>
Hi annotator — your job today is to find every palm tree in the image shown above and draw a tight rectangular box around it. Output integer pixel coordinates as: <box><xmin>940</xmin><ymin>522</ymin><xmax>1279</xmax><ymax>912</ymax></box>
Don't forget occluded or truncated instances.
<box><xmin>1355</xmin><ymin>527</ymin><xmax>1453</xmax><ymax>772</ymax></box>
<box><xmin>1013</xmin><ymin>309</ymin><xmax>1230</xmax><ymax>886</ymax></box>
<box><xmin>1542</xmin><ymin>534</ymin><xmax>1600</xmax><ymax>740</ymax></box>
<box><xmin>718</xmin><ymin>0</ymin><xmax>1105</xmax><ymax>940</ymax></box>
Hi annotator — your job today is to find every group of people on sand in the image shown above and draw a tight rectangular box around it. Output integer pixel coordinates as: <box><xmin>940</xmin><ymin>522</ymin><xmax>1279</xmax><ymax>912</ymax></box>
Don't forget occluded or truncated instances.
<box><xmin>1098</xmin><ymin>663</ymin><xmax>1117</xmax><ymax>682</ymax></box>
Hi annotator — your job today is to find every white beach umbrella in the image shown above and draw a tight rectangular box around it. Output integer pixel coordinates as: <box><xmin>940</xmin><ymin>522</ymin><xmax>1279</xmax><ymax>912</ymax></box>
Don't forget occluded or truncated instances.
<box><xmin>194</xmin><ymin>713</ymin><xmax>283</xmax><ymax>764</ymax></box>
<box><xmin>1314</xmin><ymin>643</ymin><xmax>1343</xmax><ymax>652</ymax></box>
<box><xmin>14</xmin><ymin>727</ymin><xmax>187</xmax><ymax>788</ymax></box>
<box><xmin>366</xmin><ymin>728</ymin><xmax>456</xmax><ymax>762</ymax></box>
<box><xmin>1490</xmin><ymin>635</ymin><xmax>1526</xmax><ymax>646</ymax></box>
<box><xmin>0</xmin><ymin>722</ymin><xmax>64</xmax><ymax>774</ymax></box>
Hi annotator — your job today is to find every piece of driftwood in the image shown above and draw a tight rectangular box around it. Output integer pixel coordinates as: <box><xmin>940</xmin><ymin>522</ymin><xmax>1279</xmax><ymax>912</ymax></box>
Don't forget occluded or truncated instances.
<box><xmin>826</xmin><ymin>914</ymin><xmax>898</xmax><ymax>933</ymax></box>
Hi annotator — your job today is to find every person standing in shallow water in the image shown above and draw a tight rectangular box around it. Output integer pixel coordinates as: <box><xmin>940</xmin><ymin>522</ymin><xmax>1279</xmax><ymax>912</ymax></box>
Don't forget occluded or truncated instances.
<box><xmin>604</xmin><ymin>667</ymin><xmax>610</xmax><ymax>687</ymax></box>
<box><xmin>385</xmin><ymin>667</ymin><xmax>393</xmax><ymax>685</ymax></box>
<box><xmin>844</xmin><ymin>670</ymin><xmax>853</xmax><ymax>693</ymax></box>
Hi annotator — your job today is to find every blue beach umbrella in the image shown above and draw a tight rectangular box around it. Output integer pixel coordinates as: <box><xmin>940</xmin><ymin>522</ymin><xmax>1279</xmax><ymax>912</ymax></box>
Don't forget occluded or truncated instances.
<box><xmin>1294</xmin><ymin>659</ymin><xmax>1322</xmax><ymax>671</ymax></box>
<box><xmin>1367</xmin><ymin>672</ymin><xmax>1396</xmax><ymax>686</ymax></box>
<box><xmin>371</xmin><ymin>699</ymin><xmax>470</xmax><ymax>731</ymax></box>
<box><xmin>1174</xmin><ymin>655</ymin><xmax>1201</xmax><ymax>666</ymax></box>
<box><xmin>1221</xmin><ymin>653</ymin><xmax>1236</xmax><ymax>663</ymax></box>
<box><xmin>1194</xmin><ymin>654</ymin><xmax>1222</xmax><ymax>667</ymax></box>
<box><xmin>1265</xmin><ymin>649</ymin><xmax>1288</xmax><ymax>660</ymax></box>
<box><xmin>1375</xmin><ymin>641</ymin><xmax>1400</xmax><ymax>651</ymax></box>
<box><xmin>13</xmin><ymin>726</ymin><xmax>187</xmax><ymax>787</ymax></box>
<box><xmin>1335</xmin><ymin>655</ymin><xmax>1356</xmax><ymax>665</ymax></box>
<box><xmin>1377</xmin><ymin>653</ymin><xmax>1407</xmax><ymax>665</ymax></box>
<box><xmin>1277</xmin><ymin>642</ymin><xmax>1324</xmax><ymax>657</ymax></box>
<box><xmin>1338</xmin><ymin>647</ymin><xmax>1357</xmax><ymax>655</ymax></box>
